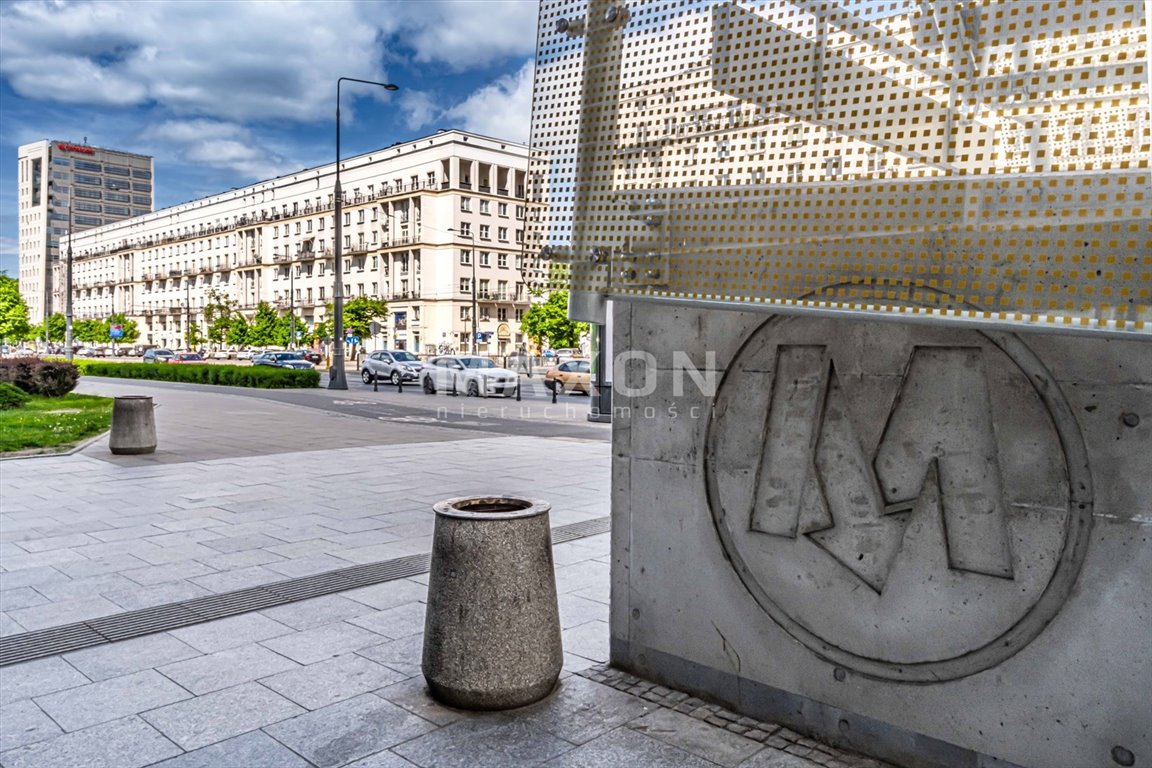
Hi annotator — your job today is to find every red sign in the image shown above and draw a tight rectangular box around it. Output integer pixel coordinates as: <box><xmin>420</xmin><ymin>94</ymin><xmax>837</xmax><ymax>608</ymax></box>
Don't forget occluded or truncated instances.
<box><xmin>56</xmin><ymin>143</ymin><xmax>95</xmax><ymax>155</ymax></box>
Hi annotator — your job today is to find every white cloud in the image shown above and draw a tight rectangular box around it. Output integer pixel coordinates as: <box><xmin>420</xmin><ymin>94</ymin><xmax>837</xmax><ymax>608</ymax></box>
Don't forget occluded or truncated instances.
<box><xmin>140</xmin><ymin>119</ymin><xmax>292</xmax><ymax>181</ymax></box>
<box><xmin>441</xmin><ymin>60</ymin><xmax>535</xmax><ymax>143</ymax></box>
<box><xmin>368</xmin><ymin>0</ymin><xmax>539</xmax><ymax>70</ymax></box>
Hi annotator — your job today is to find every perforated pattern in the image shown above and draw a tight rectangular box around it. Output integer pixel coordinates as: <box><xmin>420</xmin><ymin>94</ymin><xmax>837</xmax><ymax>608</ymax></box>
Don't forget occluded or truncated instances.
<box><xmin>529</xmin><ymin>0</ymin><xmax>1151</xmax><ymax>335</ymax></box>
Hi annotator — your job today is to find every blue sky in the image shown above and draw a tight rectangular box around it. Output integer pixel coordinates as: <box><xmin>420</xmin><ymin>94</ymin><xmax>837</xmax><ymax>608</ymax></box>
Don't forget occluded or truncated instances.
<box><xmin>0</xmin><ymin>0</ymin><xmax>541</xmax><ymax>277</ymax></box>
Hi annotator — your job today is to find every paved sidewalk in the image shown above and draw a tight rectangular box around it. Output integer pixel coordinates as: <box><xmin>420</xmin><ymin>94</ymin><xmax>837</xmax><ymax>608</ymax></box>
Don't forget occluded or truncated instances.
<box><xmin>0</xmin><ymin>381</ymin><xmax>888</xmax><ymax>768</ymax></box>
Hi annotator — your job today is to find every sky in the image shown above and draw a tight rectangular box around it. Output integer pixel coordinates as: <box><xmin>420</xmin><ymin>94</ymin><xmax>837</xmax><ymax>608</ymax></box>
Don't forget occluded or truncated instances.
<box><xmin>0</xmin><ymin>0</ymin><xmax>541</xmax><ymax>277</ymax></box>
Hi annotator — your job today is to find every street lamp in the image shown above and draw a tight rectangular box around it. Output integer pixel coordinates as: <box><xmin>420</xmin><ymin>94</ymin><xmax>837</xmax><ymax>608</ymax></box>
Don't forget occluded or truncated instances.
<box><xmin>329</xmin><ymin>76</ymin><xmax>399</xmax><ymax>390</ymax></box>
<box><xmin>64</xmin><ymin>197</ymin><xmax>74</xmax><ymax>361</ymax></box>
<box><xmin>449</xmin><ymin>228</ymin><xmax>477</xmax><ymax>354</ymax></box>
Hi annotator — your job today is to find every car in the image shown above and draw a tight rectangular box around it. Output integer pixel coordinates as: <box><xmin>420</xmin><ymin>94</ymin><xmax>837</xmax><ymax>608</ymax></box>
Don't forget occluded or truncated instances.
<box><xmin>297</xmin><ymin>349</ymin><xmax>322</xmax><ymax>365</ymax></box>
<box><xmin>362</xmin><ymin>349</ymin><xmax>424</xmax><ymax>385</ymax></box>
<box><xmin>254</xmin><ymin>351</ymin><xmax>314</xmax><ymax>369</ymax></box>
<box><xmin>544</xmin><ymin>359</ymin><xmax>592</xmax><ymax>395</ymax></box>
<box><xmin>211</xmin><ymin>349</ymin><xmax>232</xmax><ymax>360</ymax></box>
<box><xmin>168</xmin><ymin>352</ymin><xmax>205</xmax><ymax>364</ymax></box>
<box><xmin>421</xmin><ymin>355</ymin><xmax>520</xmax><ymax>397</ymax></box>
<box><xmin>77</xmin><ymin>347</ymin><xmax>109</xmax><ymax>357</ymax></box>
<box><xmin>236</xmin><ymin>349</ymin><xmax>255</xmax><ymax>360</ymax></box>
<box><xmin>143</xmin><ymin>348</ymin><xmax>175</xmax><ymax>364</ymax></box>
<box><xmin>550</xmin><ymin>348</ymin><xmax>583</xmax><ymax>362</ymax></box>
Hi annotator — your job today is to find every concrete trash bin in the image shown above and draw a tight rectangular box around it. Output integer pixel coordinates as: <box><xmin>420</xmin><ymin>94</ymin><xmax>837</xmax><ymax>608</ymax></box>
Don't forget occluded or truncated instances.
<box><xmin>108</xmin><ymin>395</ymin><xmax>156</xmax><ymax>455</ymax></box>
<box><xmin>422</xmin><ymin>496</ymin><xmax>562</xmax><ymax>710</ymax></box>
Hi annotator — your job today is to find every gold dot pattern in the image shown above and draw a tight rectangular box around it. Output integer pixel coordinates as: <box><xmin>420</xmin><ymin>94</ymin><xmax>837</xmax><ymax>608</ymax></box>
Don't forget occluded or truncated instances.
<box><xmin>528</xmin><ymin>0</ymin><xmax>1151</xmax><ymax>334</ymax></box>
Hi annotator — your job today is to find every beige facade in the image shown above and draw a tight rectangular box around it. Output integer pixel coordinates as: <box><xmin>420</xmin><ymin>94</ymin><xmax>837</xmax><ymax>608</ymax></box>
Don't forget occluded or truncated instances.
<box><xmin>16</xmin><ymin>139</ymin><xmax>155</xmax><ymax>326</ymax></box>
<box><xmin>63</xmin><ymin>130</ymin><xmax>531</xmax><ymax>353</ymax></box>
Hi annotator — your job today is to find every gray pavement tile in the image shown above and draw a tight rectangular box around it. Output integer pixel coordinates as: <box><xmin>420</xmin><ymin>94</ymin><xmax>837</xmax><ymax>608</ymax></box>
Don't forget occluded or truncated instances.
<box><xmin>628</xmin><ymin>707</ymin><xmax>765</xmax><ymax>767</ymax></box>
<box><xmin>266</xmin><ymin>553</ymin><xmax>358</xmax><ymax>578</ymax></box>
<box><xmin>157</xmin><ymin>643</ymin><xmax>300</xmax><ymax>694</ymax></box>
<box><xmin>0</xmin><ymin>611</ymin><xmax>27</xmax><ymax>636</ymax></box>
<box><xmin>265</xmin><ymin>538</ymin><xmax>345</xmax><ymax>557</ymax></box>
<box><xmin>316</xmin><ymin>517</ymin><xmax>393</xmax><ymax>534</ymax></box>
<box><xmin>539</xmin><ymin>726</ymin><xmax>719</xmax><ymax>768</ymax></box>
<box><xmin>322</xmin><ymin>529</ymin><xmax>403</xmax><ymax>549</ymax></box>
<box><xmin>0</xmin><ymin>587</ymin><xmax>49</xmax><ymax>611</ymax></box>
<box><xmin>392</xmin><ymin>713</ymin><xmax>575</xmax><ymax>768</ymax></box>
<box><xmin>0</xmin><ymin>565</ymin><xmax>71</xmax><ymax>590</ymax></box>
<box><xmin>130</xmin><ymin>542</ymin><xmax>222</xmax><ymax>566</ymax></box>
<box><xmin>344</xmin><ymin>751</ymin><xmax>421</xmax><ymax>768</ymax></box>
<box><xmin>1</xmin><ymin>548</ymin><xmax>89</xmax><ymax>572</ymax></box>
<box><xmin>347</xmin><ymin>601</ymin><xmax>427</xmax><ymax>640</ymax></box>
<box><xmin>561</xmin><ymin>620</ymin><xmax>610</xmax><ymax>664</ymax></box>
<box><xmin>356</xmin><ymin>633</ymin><xmax>425</xmax><ymax>677</ymax></box>
<box><xmin>201</xmin><ymin>532</ymin><xmax>287</xmax><ymax>553</ymax></box>
<box><xmin>260</xmin><ymin>621</ymin><xmax>389</xmax><ymax>665</ymax></box>
<box><xmin>89</xmin><ymin>524</ymin><xmax>168</xmax><ymax>542</ymax></box>
<box><xmin>0</xmin><ymin>656</ymin><xmax>90</xmax><ymax>706</ymax></box>
<box><xmin>14</xmin><ymin>533</ymin><xmax>100</xmax><ymax>553</ymax></box>
<box><xmin>737</xmin><ymin>748</ymin><xmax>827</xmax><ymax>767</ymax></box>
<box><xmin>193</xmin><ymin>549</ymin><xmax>285</xmax><ymax>570</ymax></box>
<box><xmin>105</xmin><ymin>580</ymin><xmax>214</xmax><ymax>611</ymax></box>
<box><xmin>34</xmin><ymin>669</ymin><xmax>191</xmax><ymax>732</ymax></box>
<box><xmin>260</xmin><ymin>653</ymin><xmax>407</xmax><ymax>710</ymax></box>
<box><xmin>260</xmin><ymin>594</ymin><xmax>377</xmax><ymax>630</ymax></box>
<box><xmin>0</xmin><ymin>715</ymin><xmax>182</xmax><ymax>768</ymax></box>
<box><xmin>562</xmin><ymin>652</ymin><xmax>598</xmax><ymax>677</ymax></box>
<box><xmin>344</xmin><ymin>578</ymin><xmax>428</xmax><ymax>610</ymax></box>
<box><xmin>557</xmin><ymin>593</ymin><xmax>610</xmax><ymax>630</ymax></box>
<box><xmin>554</xmin><ymin>559</ymin><xmax>610</xmax><ymax>594</ymax></box>
<box><xmin>55</xmin><ymin>554</ymin><xmax>152</xmax><ymax>579</ymax></box>
<box><xmin>516</xmin><ymin>676</ymin><xmax>653</xmax><ymax>745</ymax></box>
<box><xmin>7</xmin><ymin>595</ymin><xmax>122</xmax><ymax>631</ymax></box>
<box><xmin>143</xmin><ymin>530</ymin><xmax>223</xmax><ymax>548</ymax></box>
<box><xmin>0</xmin><ymin>699</ymin><xmax>64</xmax><ymax>752</ymax></box>
<box><xmin>265</xmin><ymin>693</ymin><xmax>437</xmax><ymax>768</ymax></box>
<box><xmin>169</xmin><ymin>613</ymin><xmax>296</xmax><ymax>653</ymax></box>
<box><xmin>572</xmin><ymin>581</ymin><xmax>610</xmax><ymax>605</ymax></box>
<box><xmin>34</xmin><ymin>573</ymin><xmax>140</xmax><ymax>602</ymax></box>
<box><xmin>188</xmin><ymin>564</ymin><xmax>285</xmax><ymax>592</ymax></box>
<box><xmin>120</xmin><ymin>560</ymin><xmax>217</xmax><ymax>586</ymax></box>
<box><xmin>64</xmin><ymin>634</ymin><xmax>202</xmax><ymax>682</ymax></box>
<box><xmin>149</xmin><ymin>729</ymin><xmax>313</xmax><ymax>768</ymax></box>
<box><xmin>141</xmin><ymin>681</ymin><xmax>305</xmax><ymax>751</ymax></box>
<box><xmin>374</xmin><ymin>677</ymin><xmax>467</xmax><ymax>727</ymax></box>
<box><xmin>154</xmin><ymin>516</ymin><xmax>228</xmax><ymax>533</ymax></box>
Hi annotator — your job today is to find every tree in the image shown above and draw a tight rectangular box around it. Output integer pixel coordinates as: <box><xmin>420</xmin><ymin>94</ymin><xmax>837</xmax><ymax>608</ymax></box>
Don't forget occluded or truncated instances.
<box><xmin>225</xmin><ymin>315</ymin><xmax>249</xmax><ymax>346</ymax></box>
<box><xmin>36</xmin><ymin>313</ymin><xmax>67</xmax><ymax>343</ymax></box>
<box><xmin>520</xmin><ymin>291</ymin><xmax>588</xmax><ymax>351</ymax></box>
<box><xmin>106</xmin><ymin>313</ymin><xmax>139</xmax><ymax>345</ymax></box>
<box><xmin>0</xmin><ymin>275</ymin><xmax>30</xmax><ymax>342</ymax></box>
<box><xmin>323</xmin><ymin>297</ymin><xmax>387</xmax><ymax>356</ymax></box>
<box><xmin>247</xmin><ymin>301</ymin><xmax>280</xmax><ymax>347</ymax></box>
<box><xmin>203</xmin><ymin>289</ymin><xmax>241</xmax><ymax>346</ymax></box>
<box><xmin>73</xmin><ymin>319</ymin><xmax>105</xmax><ymax>344</ymax></box>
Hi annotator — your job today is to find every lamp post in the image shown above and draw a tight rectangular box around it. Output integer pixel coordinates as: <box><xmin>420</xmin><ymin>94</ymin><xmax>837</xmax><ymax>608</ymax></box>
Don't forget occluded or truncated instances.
<box><xmin>449</xmin><ymin>229</ymin><xmax>477</xmax><ymax>354</ymax></box>
<box><xmin>64</xmin><ymin>198</ymin><xmax>74</xmax><ymax>361</ymax></box>
<box><xmin>330</xmin><ymin>76</ymin><xmax>399</xmax><ymax>390</ymax></box>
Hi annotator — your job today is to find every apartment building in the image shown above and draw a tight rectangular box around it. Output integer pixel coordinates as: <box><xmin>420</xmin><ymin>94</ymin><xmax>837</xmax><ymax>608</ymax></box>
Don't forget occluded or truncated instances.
<box><xmin>62</xmin><ymin>130</ymin><xmax>532</xmax><ymax>354</ymax></box>
<box><xmin>16</xmin><ymin>139</ymin><xmax>155</xmax><ymax>325</ymax></box>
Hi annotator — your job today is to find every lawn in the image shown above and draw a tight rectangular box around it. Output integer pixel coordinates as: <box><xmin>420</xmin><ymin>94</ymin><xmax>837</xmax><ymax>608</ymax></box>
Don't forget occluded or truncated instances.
<box><xmin>0</xmin><ymin>393</ymin><xmax>114</xmax><ymax>453</ymax></box>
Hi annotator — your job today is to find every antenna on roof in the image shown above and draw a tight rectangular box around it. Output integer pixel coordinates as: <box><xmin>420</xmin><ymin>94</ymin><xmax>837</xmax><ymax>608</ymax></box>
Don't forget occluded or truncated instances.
<box><xmin>83</xmin><ymin>137</ymin><xmax>88</xmax><ymax>145</ymax></box>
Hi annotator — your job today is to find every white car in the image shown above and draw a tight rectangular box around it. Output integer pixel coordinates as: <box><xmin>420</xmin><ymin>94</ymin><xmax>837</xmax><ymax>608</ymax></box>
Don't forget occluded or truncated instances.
<box><xmin>421</xmin><ymin>356</ymin><xmax>520</xmax><ymax>397</ymax></box>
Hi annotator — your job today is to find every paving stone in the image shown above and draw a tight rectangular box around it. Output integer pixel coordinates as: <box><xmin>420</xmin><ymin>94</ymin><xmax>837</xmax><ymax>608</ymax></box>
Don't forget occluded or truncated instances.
<box><xmin>0</xmin><ymin>656</ymin><xmax>90</xmax><ymax>705</ymax></box>
<box><xmin>14</xmin><ymin>533</ymin><xmax>100</xmax><ymax>553</ymax></box>
<box><xmin>7</xmin><ymin>596</ymin><xmax>122</xmax><ymax>631</ymax></box>
<box><xmin>0</xmin><ymin>587</ymin><xmax>49</xmax><ymax>611</ymax></box>
<box><xmin>356</xmin><ymin>633</ymin><xmax>425</xmax><ymax>677</ymax></box>
<box><xmin>201</xmin><ymin>532</ymin><xmax>286</xmax><ymax>553</ymax></box>
<box><xmin>0</xmin><ymin>565</ymin><xmax>72</xmax><ymax>590</ymax></box>
<box><xmin>260</xmin><ymin>621</ymin><xmax>389</xmax><ymax>665</ymax></box>
<box><xmin>265</xmin><ymin>692</ymin><xmax>437</xmax><ymax>768</ymax></box>
<box><xmin>169</xmin><ymin>612</ymin><xmax>295</xmax><ymax>653</ymax></box>
<box><xmin>561</xmin><ymin>619</ymin><xmax>610</xmax><ymax>664</ymax></box>
<box><xmin>64</xmin><ymin>634</ymin><xmax>201</xmax><ymax>682</ymax></box>
<box><xmin>265</xmin><ymin>553</ymin><xmax>354</xmax><ymax>578</ymax></box>
<box><xmin>344</xmin><ymin>578</ymin><xmax>428</xmax><ymax>610</ymax></box>
<box><xmin>739</xmin><ymin>747</ymin><xmax>826</xmax><ymax>767</ymax></box>
<box><xmin>0</xmin><ymin>715</ymin><xmax>181</xmax><ymax>768</ymax></box>
<box><xmin>392</xmin><ymin>711</ymin><xmax>573</xmax><ymax>768</ymax></box>
<box><xmin>260</xmin><ymin>653</ymin><xmax>405</xmax><ymax>710</ymax></box>
<box><xmin>120</xmin><ymin>561</ymin><xmax>217</xmax><ymax>586</ymax></box>
<box><xmin>55</xmin><ymin>554</ymin><xmax>152</xmax><ymax>579</ymax></box>
<box><xmin>347</xmin><ymin>601</ymin><xmax>427</xmax><ymax>639</ymax></box>
<box><xmin>374</xmin><ymin>677</ymin><xmax>467</xmax><ymax>727</ymax></box>
<box><xmin>540</xmin><ymin>726</ymin><xmax>718</xmax><ymax>768</ymax></box>
<box><xmin>260</xmin><ymin>594</ymin><xmax>376</xmax><ymax>630</ymax></box>
<box><xmin>1</xmin><ymin>548</ymin><xmax>88</xmax><ymax>573</ymax></box>
<box><xmin>627</xmin><ymin>707</ymin><xmax>764</xmax><ymax>767</ymax></box>
<box><xmin>194</xmin><ymin>549</ymin><xmax>285</xmax><ymax>570</ymax></box>
<box><xmin>515</xmin><ymin>675</ymin><xmax>652</xmax><ymax>745</ymax></box>
<box><xmin>142</xmin><ymin>681</ymin><xmax>304</xmax><ymax>751</ymax></box>
<box><xmin>149</xmin><ymin>729</ymin><xmax>312</xmax><ymax>768</ymax></box>
<box><xmin>157</xmin><ymin>642</ymin><xmax>300</xmax><ymax>694</ymax></box>
<box><xmin>187</xmin><ymin>564</ymin><xmax>284</xmax><ymax>592</ymax></box>
<box><xmin>343</xmin><ymin>750</ymin><xmax>421</xmax><ymax>768</ymax></box>
<box><xmin>34</xmin><ymin>669</ymin><xmax>190</xmax><ymax>732</ymax></box>
<box><xmin>557</xmin><ymin>592</ymin><xmax>610</xmax><ymax>630</ymax></box>
<box><xmin>89</xmin><ymin>524</ymin><xmax>169</xmax><ymax>542</ymax></box>
<box><xmin>0</xmin><ymin>611</ymin><xmax>26</xmax><ymax>636</ymax></box>
<box><xmin>33</xmin><ymin>573</ymin><xmax>140</xmax><ymax>603</ymax></box>
<box><xmin>103</xmin><ymin>579</ymin><xmax>213</xmax><ymax>611</ymax></box>
<box><xmin>0</xmin><ymin>698</ymin><xmax>64</xmax><ymax>752</ymax></box>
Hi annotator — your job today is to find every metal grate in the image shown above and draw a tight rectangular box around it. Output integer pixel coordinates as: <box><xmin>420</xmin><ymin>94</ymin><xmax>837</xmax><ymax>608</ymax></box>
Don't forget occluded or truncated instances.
<box><xmin>0</xmin><ymin>516</ymin><xmax>611</xmax><ymax>667</ymax></box>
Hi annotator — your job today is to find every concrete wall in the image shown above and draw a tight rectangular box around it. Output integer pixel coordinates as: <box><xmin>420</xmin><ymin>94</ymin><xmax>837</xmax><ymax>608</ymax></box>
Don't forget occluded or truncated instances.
<box><xmin>609</xmin><ymin>301</ymin><xmax>1151</xmax><ymax>768</ymax></box>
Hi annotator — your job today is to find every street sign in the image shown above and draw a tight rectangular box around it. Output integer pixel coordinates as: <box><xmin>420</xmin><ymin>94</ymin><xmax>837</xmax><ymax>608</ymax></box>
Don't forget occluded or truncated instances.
<box><xmin>109</xmin><ymin>324</ymin><xmax>124</xmax><ymax>339</ymax></box>
<box><xmin>346</xmin><ymin>335</ymin><xmax>360</xmax><ymax>345</ymax></box>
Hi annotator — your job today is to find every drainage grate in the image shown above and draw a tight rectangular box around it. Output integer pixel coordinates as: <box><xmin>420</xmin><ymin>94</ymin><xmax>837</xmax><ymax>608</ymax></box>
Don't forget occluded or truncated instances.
<box><xmin>0</xmin><ymin>515</ymin><xmax>610</xmax><ymax>667</ymax></box>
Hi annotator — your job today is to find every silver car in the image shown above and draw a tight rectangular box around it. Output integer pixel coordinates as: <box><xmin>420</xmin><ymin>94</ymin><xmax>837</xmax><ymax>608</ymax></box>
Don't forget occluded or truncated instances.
<box><xmin>361</xmin><ymin>350</ymin><xmax>424</xmax><ymax>385</ymax></box>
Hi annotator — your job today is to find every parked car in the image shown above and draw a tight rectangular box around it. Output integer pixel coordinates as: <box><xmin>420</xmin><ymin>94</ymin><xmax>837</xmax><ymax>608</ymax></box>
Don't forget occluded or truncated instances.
<box><xmin>421</xmin><ymin>356</ymin><xmax>519</xmax><ymax>397</ymax></box>
<box><xmin>168</xmin><ymin>353</ymin><xmax>205</xmax><ymax>364</ymax></box>
<box><xmin>297</xmin><ymin>349</ymin><xmax>323</xmax><ymax>365</ymax></box>
<box><xmin>550</xmin><ymin>348</ymin><xmax>583</xmax><ymax>362</ymax></box>
<box><xmin>362</xmin><ymin>349</ymin><xmax>424</xmax><ymax>385</ymax></box>
<box><xmin>143</xmin><ymin>348</ymin><xmax>175</xmax><ymax>364</ymax></box>
<box><xmin>211</xmin><ymin>349</ymin><xmax>232</xmax><ymax>360</ymax></box>
<box><xmin>544</xmin><ymin>359</ymin><xmax>592</xmax><ymax>395</ymax></box>
<box><xmin>253</xmin><ymin>351</ymin><xmax>314</xmax><ymax>370</ymax></box>
<box><xmin>77</xmin><ymin>347</ymin><xmax>109</xmax><ymax>358</ymax></box>
<box><xmin>236</xmin><ymin>349</ymin><xmax>258</xmax><ymax>361</ymax></box>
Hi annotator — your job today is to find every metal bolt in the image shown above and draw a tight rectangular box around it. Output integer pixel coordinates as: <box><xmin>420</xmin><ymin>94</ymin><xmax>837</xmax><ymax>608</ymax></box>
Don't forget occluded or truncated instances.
<box><xmin>590</xmin><ymin>246</ymin><xmax>609</xmax><ymax>263</ymax></box>
<box><xmin>555</xmin><ymin>17</ymin><xmax>570</xmax><ymax>33</ymax></box>
<box><xmin>620</xmin><ymin>268</ymin><xmax>637</xmax><ymax>281</ymax></box>
<box><xmin>645</xmin><ymin>268</ymin><xmax>661</xmax><ymax>280</ymax></box>
<box><xmin>644</xmin><ymin>215</ymin><xmax>662</xmax><ymax>227</ymax></box>
<box><xmin>1121</xmin><ymin>412</ymin><xmax>1140</xmax><ymax>428</ymax></box>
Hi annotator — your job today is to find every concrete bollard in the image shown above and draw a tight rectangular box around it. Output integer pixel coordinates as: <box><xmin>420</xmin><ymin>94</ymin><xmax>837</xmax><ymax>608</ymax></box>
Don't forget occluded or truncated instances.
<box><xmin>422</xmin><ymin>496</ymin><xmax>561</xmax><ymax>710</ymax></box>
<box><xmin>109</xmin><ymin>395</ymin><xmax>157</xmax><ymax>455</ymax></box>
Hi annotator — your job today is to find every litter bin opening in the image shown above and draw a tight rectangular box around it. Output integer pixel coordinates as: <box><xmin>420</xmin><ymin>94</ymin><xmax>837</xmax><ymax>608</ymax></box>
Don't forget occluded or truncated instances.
<box><xmin>434</xmin><ymin>496</ymin><xmax>550</xmax><ymax>520</ymax></box>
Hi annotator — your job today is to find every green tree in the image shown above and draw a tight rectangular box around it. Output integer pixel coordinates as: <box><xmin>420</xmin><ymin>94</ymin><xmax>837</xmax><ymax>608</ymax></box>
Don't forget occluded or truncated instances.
<box><xmin>322</xmin><ymin>297</ymin><xmax>387</xmax><ymax>356</ymax></box>
<box><xmin>247</xmin><ymin>301</ymin><xmax>280</xmax><ymax>347</ymax></box>
<box><xmin>38</xmin><ymin>313</ymin><xmax>67</xmax><ymax>343</ymax></box>
<box><xmin>73</xmin><ymin>319</ymin><xmax>105</xmax><ymax>344</ymax></box>
<box><xmin>519</xmin><ymin>291</ymin><xmax>588</xmax><ymax>350</ymax></box>
<box><xmin>0</xmin><ymin>275</ymin><xmax>30</xmax><ymax>342</ymax></box>
<box><xmin>106</xmin><ymin>313</ymin><xmax>139</xmax><ymax>345</ymax></box>
<box><xmin>225</xmin><ymin>315</ymin><xmax>250</xmax><ymax>346</ymax></box>
<box><xmin>203</xmin><ymin>289</ymin><xmax>241</xmax><ymax>346</ymax></box>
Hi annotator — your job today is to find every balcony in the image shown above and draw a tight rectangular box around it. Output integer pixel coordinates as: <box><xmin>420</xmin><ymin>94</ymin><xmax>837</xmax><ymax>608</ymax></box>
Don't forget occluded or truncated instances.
<box><xmin>391</xmin><ymin>291</ymin><xmax>416</xmax><ymax>301</ymax></box>
<box><xmin>347</xmin><ymin>242</ymin><xmax>372</xmax><ymax>255</ymax></box>
<box><xmin>273</xmin><ymin>254</ymin><xmax>291</xmax><ymax>263</ymax></box>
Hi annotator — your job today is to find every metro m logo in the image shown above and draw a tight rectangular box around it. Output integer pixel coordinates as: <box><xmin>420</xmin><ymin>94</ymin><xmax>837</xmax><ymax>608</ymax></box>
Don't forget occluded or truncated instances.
<box><xmin>751</xmin><ymin>345</ymin><xmax>1014</xmax><ymax>592</ymax></box>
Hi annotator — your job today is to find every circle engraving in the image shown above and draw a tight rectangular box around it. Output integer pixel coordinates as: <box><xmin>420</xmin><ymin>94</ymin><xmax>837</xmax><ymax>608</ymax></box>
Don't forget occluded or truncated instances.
<box><xmin>705</xmin><ymin>316</ymin><xmax>1093</xmax><ymax>682</ymax></box>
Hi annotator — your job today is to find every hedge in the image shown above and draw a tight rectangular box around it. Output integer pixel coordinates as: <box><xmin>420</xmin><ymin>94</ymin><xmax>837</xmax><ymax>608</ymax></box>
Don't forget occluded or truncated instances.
<box><xmin>72</xmin><ymin>360</ymin><xmax>320</xmax><ymax>389</ymax></box>
<box><xmin>0</xmin><ymin>357</ymin><xmax>80</xmax><ymax>397</ymax></box>
<box><xmin>0</xmin><ymin>382</ymin><xmax>30</xmax><ymax>410</ymax></box>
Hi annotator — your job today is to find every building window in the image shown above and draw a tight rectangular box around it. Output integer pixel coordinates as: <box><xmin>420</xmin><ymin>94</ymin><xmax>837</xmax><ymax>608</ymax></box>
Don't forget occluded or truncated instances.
<box><xmin>498</xmin><ymin>202</ymin><xmax>508</xmax><ymax>217</ymax></box>
<box><xmin>498</xmin><ymin>308</ymin><xmax>508</xmax><ymax>321</ymax></box>
<box><xmin>459</xmin><ymin>222</ymin><xmax>471</xmax><ymax>236</ymax></box>
<box><xmin>460</xmin><ymin>197</ymin><xmax>472</xmax><ymax>212</ymax></box>
<box><xmin>479</xmin><ymin>225</ymin><xmax>490</xmax><ymax>240</ymax></box>
<box><xmin>514</xmin><ymin>229</ymin><xmax>524</xmax><ymax>243</ymax></box>
<box><xmin>498</xmin><ymin>227</ymin><xmax>508</xmax><ymax>241</ymax></box>
<box><xmin>344</xmin><ymin>212</ymin><xmax>351</xmax><ymax>226</ymax></box>
<box><xmin>479</xmin><ymin>279</ymin><xmax>490</xmax><ymax>296</ymax></box>
<box><xmin>460</xmin><ymin>278</ymin><xmax>471</xmax><ymax>293</ymax></box>
<box><xmin>357</xmin><ymin>210</ymin><xmax>365</xmax><ymax>224</ymax></box>
<box><xmin>460</xmin><ymin>307</ymin><xmax>471</xmax><ymax>321</ymax></box>
<box><xmin>479</xmin><ymin>252</ymin><xmax>490</xmax><ymax>267</ymax></box>
<box><xmin>460</xmin><ymin>249</ymin><xmax>472</xmax><ymax>265</ymax></box>
<box><xmin>498</xmin><ymin>253</ymin><xmax>508</xmax><ymax>268</ymax></box>
<box><xmin>479</xmin><ymin>200</ymin><xmax>490</xmax><ymax>215</ymax></box>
